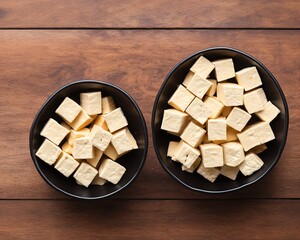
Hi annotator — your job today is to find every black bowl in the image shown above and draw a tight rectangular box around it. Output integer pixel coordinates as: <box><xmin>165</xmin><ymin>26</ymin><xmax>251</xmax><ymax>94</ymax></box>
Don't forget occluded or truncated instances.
<box><xmin>30</xmin><ymin>80</ymin><xmax>148</xmax><ymax>199</ymax></box>
<box><xmin>152</xmin><ymin>47</ymin><xmax>289</xmax><ymax>193</ymax></box>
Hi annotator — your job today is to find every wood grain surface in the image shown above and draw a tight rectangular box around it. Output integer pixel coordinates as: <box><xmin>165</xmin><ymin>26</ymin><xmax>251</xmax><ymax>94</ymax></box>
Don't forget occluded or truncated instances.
<box><xmin>1</xmin><ymin>1</ymin><xmax>299</xmax><ymax>239</ymax></box>
<box><xmin>0</xmin><ymin>0</ymin><xmax>299</xmax><ymax>28</ymax></box>
<box><xmin>1</xmin><ymin>200</ymin><xmax>300</xmax><ymax>239</ymax></box>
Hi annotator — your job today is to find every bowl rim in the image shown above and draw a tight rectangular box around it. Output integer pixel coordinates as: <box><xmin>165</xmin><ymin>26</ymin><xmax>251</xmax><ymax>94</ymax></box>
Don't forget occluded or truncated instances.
<box><xmin>29</xmin><ymin>80</ymin><xmax>148</xmax><ymax>199</ymax></box>
<box><xmin>152</xmin><ymin>46</ymin><xmax>289</xmax><ymax>194</ymax></box>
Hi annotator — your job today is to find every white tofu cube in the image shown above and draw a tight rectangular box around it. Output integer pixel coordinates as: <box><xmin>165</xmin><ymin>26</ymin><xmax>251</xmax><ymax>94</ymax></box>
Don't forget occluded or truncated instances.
<box><xmin>205</xmin><ymin>79</ymin><xmax>217</xmax><ymax>97</ymax></box>
<box><xmin>190</xmin><ymin>56</ymin><xmax>215</xmax><ymax>79</ymax></box>
<box><xmin>73</xmin><ymin>162</ymin><xmax>98</xmax><ymax>187</ymax></box>
<box><xmin>197</xmin><ymin>163</ymin><xmax>220</xmax><ymax>183</ymax></box>
<box><xmin>68</xmin><ymin>128</ymin><xmax>90</xmax><ymax>145</ymax></box>
<box><xmin>72</xmin><ymin>137</ymin><xmax>94</xmax><ymax>159</ymax></box>
<box><xmin>200</xmin><ymin>143</ymin><xmax>224</xmax><ymax>168</ymax></box>
<box><xmin>80</xmin><ymin>92</ymin><xmax>102</xmax><ymax>115</ymax></box>
<box><xmin>104</xmin><ymin>144</ymin><xmax>119</xmax><ymax>160</ymax></box>
<box><xmin>161</xmin><ymin>109</ymin><xmax>188</xmax><ymax>134</ymax></box>
<box><xmin>236</xmin><ymin>66</ymin><xmax>262</xmax><ymax>91</ymax></box>
<box><xmin>237</xmin><ymin>122</ymin><xmax>275</xmax><ymax>151</ymax></box>
<box><xmin>67</xmin><ymin>109</ymin><xmax>94</xmax><ymax>131</ymax></box>
<box><xmin>221</xmin><ymin>106</ymin><xmax>233</xmax><ymax>117</ymax></box>
<box><xmin>54</xmin><ymin>152</ymin><xmax>79</xmax><ymax>177</ymax></box>
<box><xmin>99</xmin><ymin>158</ymin><xmax>126</xmax><ymax>184</ymax></box>
<box><xmin>239</xmin><ymin>153</ymin><xmax>264</xmax><ymax>176</ymax></box>
<box><xmin>185</xmin><ymin>74</ymin><xmax>212</xmax><ymax>99</ymax></box>
<box><xmin>221</xmin><ymin>142</ymin><xmax>245</xmax><ymax>167</ymax></box>
<box><xmin>182</xmin><ymin>71</ymin><xmax>195</xmax><ymax>87</ymax></box>
<box><xmin>90</xmin><ymin>125</ymin><xmax>113</xmax><ymax>151</ymax></box>
<box><xmin>243</xmin><ymin>88</ymin><xmax>267</xmax><ymax>114</ymax></box>
<box><xmin>55</xmin><ymin>97</ymin><xmax>82</xmax><ymax>123</ymax></box>
<box><xmin>104</xmin><ymin>107</ymin><xmax>128</xmax><ymax>133</ymax></box>
<box><xmin>226</xmin><ymin>107</ymin><xmax>251</xmax><ymax>132</ymax></box>
<box><xmin>91</xmin><ymin>175</ymin><xmax>107</xmax><ymax>186</ymax></box>
<box><xmin>62</xmin><ymin>141</ymin><xmax>73</xmax><ymax>155</ymax></box>
<box><xmin>227</xmin><ymin>127</ymin><xmax>238</xmax><ymax>142</ymax></box>
<box><xmin>168</xmin><ymin>85</ymin><xmax>195</xmax><ymax>111</ymax></box>
<box><xmin>167</xmin><ymin>141</ymin><xmax>179</xmax><ymax>158</ymax></box>
<box><xmin>217</xmin><ymin>83</ymin><xmax>243</xmax><ymax>106</ymax></box>
<box><xmin>111</xmin><ymin>128</ymin><xmax>137</xmax><ymax>155</ymax></box>
<box><xmin>102</xmin><ymin>96</ymin><xmax>116</xmax><ymax>114</ymax></box>
<box><xmin>93</xmin><ymin>115</ymin><xmax>109</xmax><ymax>130</ymax></box>
<box><xmin>172</xmin><ymin>141</ymin><xmax>200</xmax><ymax>168</ymax></box>
<box><xmin>220</xmin><ymin>165</ymin><xmax>239</xmax><ymax>180</ymax></box>
<box><xmin>186</xmin><ymin>97</ymin><xmax>211</xmax><ymax>125</ymax></box>
<box><xmin>86</xmin><ymin>147</ymin><xmax>103</xmax><ymax>168</ymax></box>
<box><xmin>61</xmin><ymin>121</ymin><xmax>71</xmax><ymax>130</ymax></box>
<box><xmin>40</xmin><ymin>118</ymin><xmax>70</xmax><ymax>145</ymax></box>
<box><xmin>182</xmin><ymin>157</ymin><xmax>201</xmax><ymax>173</ymax></box>
<box><xmin>255</xmin><ymin>101</ymin><xmax>280</xmax><ymax>122</ymax></box>
<box><xmin>213</xmin><ymin>58</ymin><xmax>235</xmax><ymax>82</ymax></box>
<box><xmin>180</xmin><ymin>121</ymin><xmax>206</xmax><ymax>147</ymax></box>
<box><xmin>203</xmin><ymin>96</ymin><xmax>224</xmax><ymax>119</ymax></box>
<box><xmin>247</xmin><ymin>144</ymin><xmax>267</xmax><ymax>155</ymax></box>
<box><xmin>207</xmin><ymin>118</ymin><xmax>227</xmax><ymax>141</ymax></box>
<box><xmin>36</xmin><ymin>139</ymin><xmax>62</xmax><ymax>165</ymax></box>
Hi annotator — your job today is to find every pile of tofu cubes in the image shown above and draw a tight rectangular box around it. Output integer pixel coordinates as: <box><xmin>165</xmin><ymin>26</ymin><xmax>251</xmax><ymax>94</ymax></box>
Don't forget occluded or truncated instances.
<box><xmin>161</xmin><ymin>56</ymin><xmax>280</xmax><ymax>182</ymax></box>
<box><xmin>36</xmin><ymin>92</ymin><xmax>138</xmax><ymax>187</ymax></box>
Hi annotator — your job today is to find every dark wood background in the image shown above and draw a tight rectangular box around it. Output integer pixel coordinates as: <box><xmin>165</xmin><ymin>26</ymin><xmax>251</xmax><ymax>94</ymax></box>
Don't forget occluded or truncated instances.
<box><xmin>0</xmin><ymin>1</ymin><xmax>299</xmax><ymax>239</ymax></box>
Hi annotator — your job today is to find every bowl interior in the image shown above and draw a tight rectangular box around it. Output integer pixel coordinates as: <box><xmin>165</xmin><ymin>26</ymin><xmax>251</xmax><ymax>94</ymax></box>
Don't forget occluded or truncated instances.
<box><xmin>30</xmin><ymin>80</ymin><xmax>148</xmax><ymax>199</ymax></box>
<box><xmin>152</xmin><ymin>48</ymin><xmax>288</xmax><ymax>193</ymax></box>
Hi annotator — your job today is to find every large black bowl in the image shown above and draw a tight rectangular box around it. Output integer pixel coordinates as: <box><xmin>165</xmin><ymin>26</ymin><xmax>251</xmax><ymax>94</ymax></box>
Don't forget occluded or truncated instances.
<box><xmin>30</xmin><ymin>80</ymin><xmax>148</xmax><ymax>199</ymax></box>
<box><xmin>152</xmin><ymin>47</ymin><xmax>289</xmax><ymax>193</ymax></box>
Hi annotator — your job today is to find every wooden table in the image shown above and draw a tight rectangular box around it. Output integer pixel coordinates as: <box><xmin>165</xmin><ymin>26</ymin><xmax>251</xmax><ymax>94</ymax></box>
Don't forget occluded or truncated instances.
<box><xmin>1</xmin><ymin>1</ymin><xmax>299</xmax><ymax>239</ymax></box>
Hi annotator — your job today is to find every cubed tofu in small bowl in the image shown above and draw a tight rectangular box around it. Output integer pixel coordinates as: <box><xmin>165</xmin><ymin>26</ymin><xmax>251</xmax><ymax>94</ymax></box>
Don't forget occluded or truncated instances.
<box><xmin>152</xmin><ymin>47</ymin><xmax>288</xmax><ymax>193</ymax></box>
<box><xmin>30</xmin><ymin>80</ymin><xmax>148</xmax><ymax>199</ymax></box>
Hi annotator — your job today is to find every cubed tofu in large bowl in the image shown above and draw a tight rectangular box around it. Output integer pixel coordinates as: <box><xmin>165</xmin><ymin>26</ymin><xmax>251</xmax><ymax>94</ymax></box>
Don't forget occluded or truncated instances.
<box><xmin>30</xmin><ymin>80</ymin><xmax>148</xmax><ymax>199</ymax></box>
<box><xmin>152</xmin><ymin>47</ymin><xmax>288</xmax><ymax>193</ymax></box>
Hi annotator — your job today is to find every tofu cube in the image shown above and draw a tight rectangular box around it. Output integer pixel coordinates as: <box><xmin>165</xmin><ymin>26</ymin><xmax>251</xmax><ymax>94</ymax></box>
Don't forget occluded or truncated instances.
<box><xmin>182</xmin><ymin>71</ymin><xmax>195</xmax><ymax>87</ymax></box>
<box><xmin>67</xmin><ymin>109</ymin><xmax>94</xmax><ymax>131</ymax></box>
<box><xmin>161</xmin><ymin>109</ymin><xmax>189</xmax><ymax>134</ymax></box>
<box><xmin>93</xmin><ymin>115</ymin><xmax>109</xmax><ymax>130</ymax></box>
<box><xmin>182</xmin><ymin>157</ymin><xmax>201</xmax><ymax>173</ymax></box>
<box><xmin>217</xmin><ymin>83</ymin><xmax>244</xmax><ymax>106</ymax></box>
<box><xmin>80</xmin><ymin>92</ymin><xmax>102</xmax><ymax>115</ymax></box>
<box><xmin>168</xmin><ymin>85</ymin><xmax>195</xmax><ymax>111</ymax></box>
<box><xmin>172</xmin><ymin>141</ymin><xmax>200</xmax><ymax>168</ymax></box>
<box><xmin>111</xmin><ymin>128</ymin><xmax>138</xmax><ymax>155</ymax></box>
<box><xmin>247</xmin><ymin>144</ymin><xmax>267</xmax><ymax>155</ymax></box>
<box><xmin>207</xmin><ymin>118</ymin><xmax>227</xmax><ymax>141</ymax></box>
<box><xmin>220</xmin><ymin>165</ymin><xmax>239</xmax><ymax>180</ymax></box>
<box><xmin>237</xmin><ymin>122</ymin><xmax>275</xmax><ymax>151</ymax></box>
<box><xmin>227</xmin><ymin>127</ymin><xmax>238</xmax><ymax>142</ymax></box>
<box><xmin>190</xmin><ymin>56</ymin><xmax>215</xmax><ymax>79</ymax></box>
<box><xmin>236</xmin><ymin>66</ymin><xmax>262</xmax><ymax>91</ymax></box>
<box><xmin>72</xmin><ymin>137</ymin><xmax>94</xmax><ymax>159</ymax></box>
<box><xmin>61</xmin><ymin>121</ymin><xmax>71</xmax><ymax>130</ymax></box>
<box><xmin>55</xmin><ymin>97</ymin><xmax>82</xmax><ymax>123</ymax></box>
<box><xmin>90</xmin><ymin>125</ymin><xmax>113</xmax><ymax>151</ymax></box>
<box><xmin>226</xmin><ymin>107</ymin><xmax>251</xmax><ymax>132</ymax></box>
<box><xmin>104</xmin><ymin>107</ymin><xmax>128</xmax><ymax>133</ymax></box>
<box><xmin>99</xmin><ymin>158</ymin><xmax>126</xmax><ymax>184</ymax></box>
<box><xmin>239</xmin><ymin>153</ymin><xmax>264</xmax><ymax>176</ymax></box>
<box><xmin>104</xmin><ymin>144</ymin><xmax>119</xmax><ymax>160</ymax></box>
<box><xmin>102</xmin><ymin>96</ymin><xmax>116</xmax><ymax>114</ymax></box>
<box><xmin>197</xmin><ymin>163</ymin><xmax>220</xmax><ymax>183</ymax></box>
<box><xmin>243</xmin><ymin>88</ymin><xmax>267</xmax><ymax>114</ymax></box>
<box><xmin>255</xmin><ymin>101</ymin><xmax>280</xmax><ymax>122</ymax></box>
<box><xmin>186</xmin><ymin>97</ymin><xmax>211</xmax><ymax>124</ymax></box>
<box><xmin>221</xmin><ymin>106</ymin><xmax>233</xmax><ymax>117</ymax></box>
<box><xmin>205</xmin><ymin>79</ymin><xmax>217</xmax><ymax>97</ymax></box>
<box><xmin>54</xmin><ymin>152</ymin><xmax>79</xmax><ymax>177</ymax></box>
<box><xmin>221</xmin><ymin>142</ymin><xmax>245</xmax><ymax>167</ymax></box>
<box><xmin>62</xmin><ymin>141</ymin><xmax>73</xmax><ymax>154</ymax></box>
<box><xmin>180</xmin><ymin>121</ymin><xmax>206</xmax><ymax>147</ymax></box>
<box><xmin>213</xmin><ymin>59</ymin><xmax>235</xmax><ymax>82</ymax></box>
<box><xmin>167</xmin><ymin>141</ymin><xmax>179</xmax><ymax>159</ymax></box>
<box><xmin>36</xmin><ymin>139</ymin><xmax>62</xmax><ymax>165</ymax></box>
<box><xmin>40</xmin><ymin>118</ymin><xmax>70</xmax><ymax>145</ymax></box>
<box><xmin>185</xmin><ymin>74</ymin><xmax>212</xmax><ymax>99</ymax></box>
<box><xmin>73</xmin><ymin>162</ymin><xmax>98</xmax><ymax>187</ymax></box>
<box><xmin>86</xmin><ymin>147</ymin><xmax>103</xmax><ymax>168</ymax></box>
<box><xmin>91</xmin><ymin>175</ymin><xmax>107</xmax><ymax>186</ymax></box>
<box><xmin>68</xmin><ymin>128</ymin><xmax>90</xmax><ymax>145</ymax></box>
<box><xmin>204</xmin><ymin>96</ymin><xmax>224</xmax><ymax>119</ymax></box>
<box><xmin>200</xmin><ymin>143</ymin><xmax>224</xmax><ymax>168</ymax></box>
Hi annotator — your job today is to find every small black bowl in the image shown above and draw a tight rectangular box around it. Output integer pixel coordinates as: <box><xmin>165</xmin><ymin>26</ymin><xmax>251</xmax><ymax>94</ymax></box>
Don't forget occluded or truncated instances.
<box><xmin>152</xmin><ymin>47</ymin><xmax>289</xmax><ymax>193</ymax></box>
<box><xmin>30</xmin><ymin>80</ymin><xmax>148</xmax><ymax>199</ymax></box>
